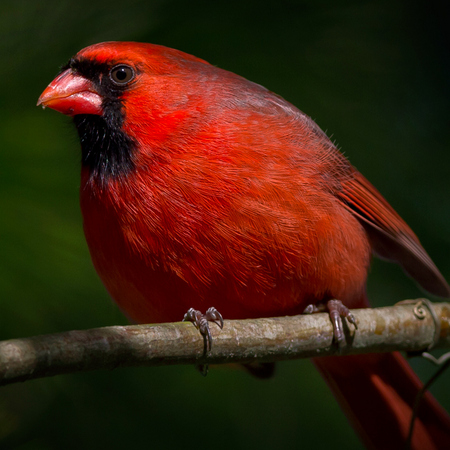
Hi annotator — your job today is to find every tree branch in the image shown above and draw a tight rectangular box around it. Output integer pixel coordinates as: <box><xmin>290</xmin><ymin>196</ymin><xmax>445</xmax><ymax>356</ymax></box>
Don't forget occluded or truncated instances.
<box><xmin>1</xmin><ymin>300</ymin><xmax>449</xmax><ymax>386</ymax></box>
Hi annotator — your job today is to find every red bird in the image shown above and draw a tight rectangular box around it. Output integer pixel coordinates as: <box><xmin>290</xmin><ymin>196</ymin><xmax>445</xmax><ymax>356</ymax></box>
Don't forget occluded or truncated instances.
<box><xmin>38</xmin><ymin>42</ymin><xmax>450</xmax><ymax>449</ymax></box>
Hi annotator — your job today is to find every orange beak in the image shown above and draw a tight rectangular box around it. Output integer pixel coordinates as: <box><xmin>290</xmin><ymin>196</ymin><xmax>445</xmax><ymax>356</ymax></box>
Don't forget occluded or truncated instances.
<box><xmin>37</xmin><ymin>69</ymin><xmax>103</xmax><ymax>116</ymax></box>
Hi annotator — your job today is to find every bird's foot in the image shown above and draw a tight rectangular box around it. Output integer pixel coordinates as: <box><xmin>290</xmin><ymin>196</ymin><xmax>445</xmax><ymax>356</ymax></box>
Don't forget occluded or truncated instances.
<box><xmin>183</xmin><ymin>307</ymin><xmax>224</xmax><ymax>376</ymax></box>
<box><xmin>303</xmin><ymin>299</ymin><xmax>357</xmax><ymax>347</ymax></box>
<box><xmin>303</xmin><ymin>303</ymin><xmax>326</xmax><ymax>314</ymax></box>
<box><xmin>183</xmin><ymin>307</ymin><xmax>224</xmax><ymax>354</ymax></box>
<box><xmin>326</xmin><ymin>299</ymin><xmax>357</xmax><ymax>346</ymax></box>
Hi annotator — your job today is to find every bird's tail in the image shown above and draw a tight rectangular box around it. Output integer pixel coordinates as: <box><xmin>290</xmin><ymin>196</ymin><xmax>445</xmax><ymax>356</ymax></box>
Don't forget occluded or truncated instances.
<box><xmin>314</xmin><ymin>351</ymin><xmax>450</xmax><ymax>450</ymax></box>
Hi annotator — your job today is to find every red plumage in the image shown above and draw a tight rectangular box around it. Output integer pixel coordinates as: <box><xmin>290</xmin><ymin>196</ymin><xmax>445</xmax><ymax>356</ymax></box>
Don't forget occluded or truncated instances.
<box><xmin>38</xmin><ymin>41</ymin><xmax>450</xmax><ymax>449</ymax></box>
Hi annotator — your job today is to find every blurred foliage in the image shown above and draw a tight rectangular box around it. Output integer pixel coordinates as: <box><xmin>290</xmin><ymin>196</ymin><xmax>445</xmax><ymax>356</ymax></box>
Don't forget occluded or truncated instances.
<box><xmin>0</xmin><ymin>0</ymin><xmax>449</xmax><ymax>449</ymax></box>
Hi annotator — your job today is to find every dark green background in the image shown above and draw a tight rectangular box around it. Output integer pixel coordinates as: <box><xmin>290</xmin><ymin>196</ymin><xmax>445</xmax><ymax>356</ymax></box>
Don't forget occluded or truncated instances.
<box><xmin>1</xmin><ymin>1</ymin><xmax>449</xmax><ymax>448</ymax></box>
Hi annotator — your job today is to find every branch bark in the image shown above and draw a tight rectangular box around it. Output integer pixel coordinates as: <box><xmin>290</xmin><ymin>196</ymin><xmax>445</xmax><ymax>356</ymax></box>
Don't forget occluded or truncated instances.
<box><xmin>1</xmin><ymin>300</ymin><xmax>449</xmax><ymax>386</ymax></box>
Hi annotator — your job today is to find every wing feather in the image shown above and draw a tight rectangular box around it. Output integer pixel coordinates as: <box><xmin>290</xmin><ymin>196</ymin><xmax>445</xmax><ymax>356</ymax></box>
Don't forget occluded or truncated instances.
<box><xmin>338</xmin><ymin>172</ymin><xmax>450</xmax><ymax>298</ymax></box>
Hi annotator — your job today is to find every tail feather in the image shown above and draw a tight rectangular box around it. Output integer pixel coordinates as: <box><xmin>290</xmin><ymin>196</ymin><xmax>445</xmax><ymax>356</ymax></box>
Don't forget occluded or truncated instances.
<box><xmin>314</xmin><ymin>352</ymin><xmax>450</xmax><ymax>450</ymax></box>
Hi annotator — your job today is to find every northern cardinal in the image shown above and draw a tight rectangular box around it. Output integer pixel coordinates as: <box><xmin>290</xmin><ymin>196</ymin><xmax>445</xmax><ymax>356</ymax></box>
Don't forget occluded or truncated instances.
<box><xmin>38</xmin><ymin>42</ymin><xmax>450</xmax><ymax>449</ymax></box>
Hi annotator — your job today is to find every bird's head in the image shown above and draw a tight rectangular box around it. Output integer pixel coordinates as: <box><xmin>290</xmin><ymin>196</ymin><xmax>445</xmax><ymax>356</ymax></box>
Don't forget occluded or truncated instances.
<box><xmin>37</xmin><ymin>41</ymin><xmax>211</xmax><ymax>117</ymax></box>
<box><xmin>37</xmin><ymin>41</ymin><xmax>213</xmax><ymax>183</ymax></box>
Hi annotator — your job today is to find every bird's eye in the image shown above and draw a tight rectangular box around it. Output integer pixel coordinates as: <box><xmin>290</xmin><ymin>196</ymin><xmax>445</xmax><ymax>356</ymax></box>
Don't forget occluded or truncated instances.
<box><xmin>109</xmin><ymin>65</ymin><xmax>135</xmax><ymax>85</ymax></box>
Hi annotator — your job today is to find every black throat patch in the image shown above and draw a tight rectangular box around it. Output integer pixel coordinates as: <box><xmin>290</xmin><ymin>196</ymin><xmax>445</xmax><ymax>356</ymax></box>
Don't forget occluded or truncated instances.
<box><xmin>74</xmin><ymin>113</ymin><xmax>136</xmax><ymax>185</ymax></box>
<box><xmin>62</xmin><ymin>57</ymin><xmax>137</xmax><ymax>185</ymax></box>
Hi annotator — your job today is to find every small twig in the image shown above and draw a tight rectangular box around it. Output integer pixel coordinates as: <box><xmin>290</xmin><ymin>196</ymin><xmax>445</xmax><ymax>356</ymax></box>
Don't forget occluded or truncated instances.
<box><xmin>405</xmin><ymin>354</ymin><xmax>450</xmax><ymax>450</ymax></box>
<box><xmin>1</xmin><ymin>300</ymin><xmax>449</xmax><ymax>386</ymax></box>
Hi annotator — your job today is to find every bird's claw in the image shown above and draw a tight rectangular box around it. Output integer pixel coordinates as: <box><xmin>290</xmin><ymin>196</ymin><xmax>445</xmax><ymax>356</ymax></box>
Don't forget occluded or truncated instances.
<box><xmin>327</xmin><ymin>299</ymin><xmax>357</xmax><ymax>346</ymax></box>
<box><xmin>303</xmin><ymin>299</ymin><xmax>357</xmax><ymax>347</ymax></box>
<box><xmin>183</xmin><ymin>307</ymin><xmax>224</xmax><ymax>354</ymax></box>
<box><xmin>303</xmin><ymin>303</ymin><xmax>326</xmax><ymax>314</ymax></box>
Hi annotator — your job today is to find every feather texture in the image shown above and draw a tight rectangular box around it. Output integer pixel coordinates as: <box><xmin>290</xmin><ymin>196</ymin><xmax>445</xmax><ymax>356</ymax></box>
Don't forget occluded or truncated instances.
<box><xmin>38</xmin><ymin>41</ymin><xmax>450</xmax><ymax>449</ymax></box>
